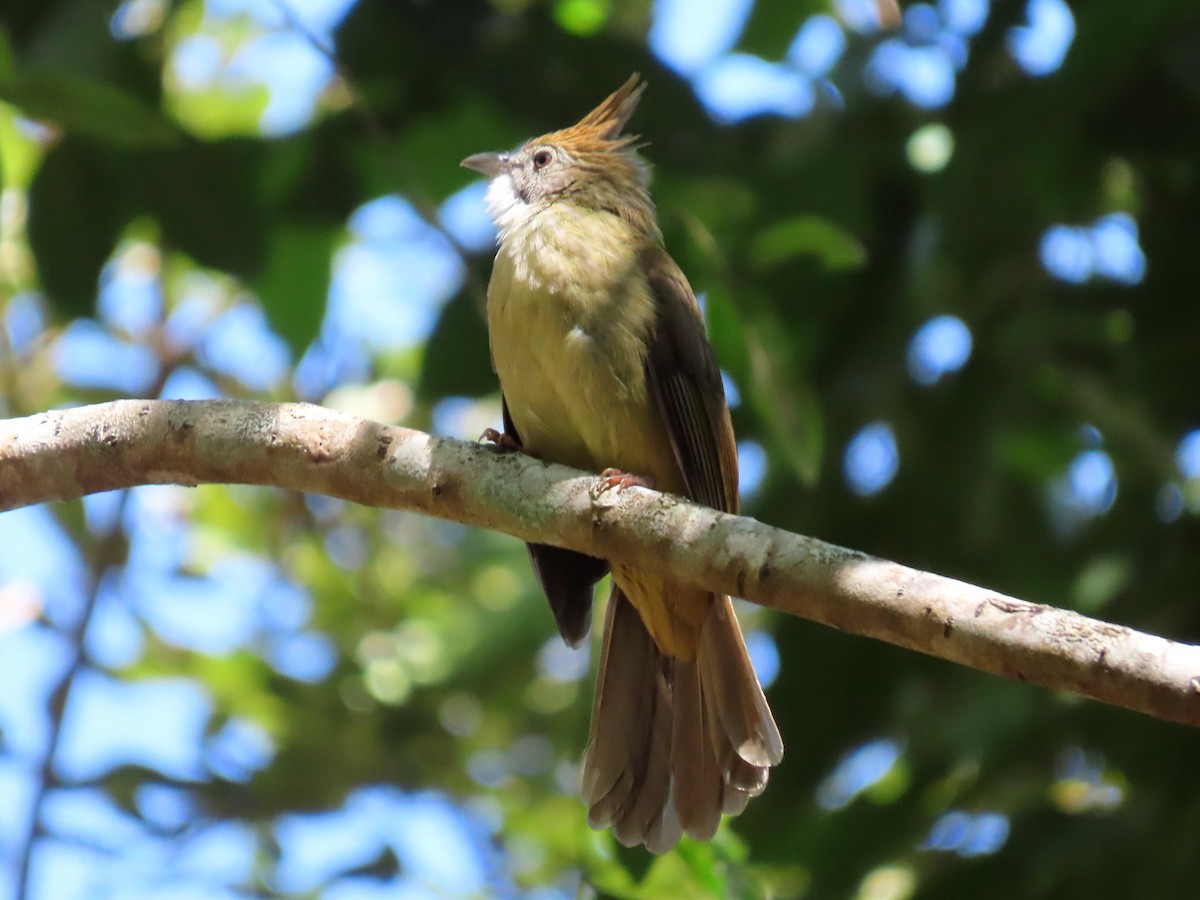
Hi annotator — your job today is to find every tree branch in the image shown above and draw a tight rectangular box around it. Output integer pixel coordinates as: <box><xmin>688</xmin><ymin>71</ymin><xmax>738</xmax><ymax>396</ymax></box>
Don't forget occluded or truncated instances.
<box><xmin>2</xmin><ymin>399</ymin><xmax>1198</xmax><ymax>726</ymax></box>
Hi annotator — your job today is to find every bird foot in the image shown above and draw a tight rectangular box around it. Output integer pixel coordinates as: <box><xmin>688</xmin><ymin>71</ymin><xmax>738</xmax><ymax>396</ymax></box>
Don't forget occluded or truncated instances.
<box><xmin>597</xmin><ymin>468</ymin><xmax>655</xmax><ymax>493</ymax></box>
<box><xmin>480</xmin><ymin>428</ymin><xmax>522</xmax><ymax>452</ymax></box>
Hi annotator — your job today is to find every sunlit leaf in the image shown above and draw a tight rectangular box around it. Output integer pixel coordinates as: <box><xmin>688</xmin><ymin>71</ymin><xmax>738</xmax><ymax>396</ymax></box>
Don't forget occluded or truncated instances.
<box><xmin>0</xmin><ymin>100</ymin><xmax>46</xmax><ymax>191</ymax></box>
<box><xmin>166</xmin><ymin>84</ymin><xmax>271</xmax><ymax>140</ymax></box>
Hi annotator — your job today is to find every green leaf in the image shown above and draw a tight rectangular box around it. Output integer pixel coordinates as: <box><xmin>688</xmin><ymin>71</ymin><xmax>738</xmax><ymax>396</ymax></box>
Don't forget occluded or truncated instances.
<box><xmin>0</xmin><ymin>100</ymin><xmax>44</xmax><ymax>189</ymax></box>
<box><xmin>1072</xmin><ymin>555</ymin><xmax>1132</xmax><ymax>613</ymax></box>
<box><xmin>999</xmin><ymin>428</ymin><xmax>1079</xmax><ymax>481</ymax></box>
<box><xmin>396</xmin><ymin>99</ymin><xmax>519</xmax><ymax>202</ymax></box>
<box><xmin>738</xmin><ymin>0</ymin><xmax>833</xmax><ymax>58</ymax></box>
<box><xmin>254</xmin><ymin>225</ymin><xmax>335</xmax><ymax>358</ymax></box>
<box><xmin>705</xmin><ymin>286</ymin><xmax>751</xmax><ymax>383</ymax></box>
<box><xmin>709</xmin><ymin>287</ymin><xmax>823</xmax><ymax>487</ymax></box>
<box><xmin>0</xmin><ymin>25</ymin><xmax>15</xmax><ymax>85</ymax></box>
<box><xmin>553</xmin><ymin>0</ymin><xmax>611</xmax><ymax>36</ymax></box>
<box><xmin>143</xmin><ymin>139</ymin><xmax>270</xmax><ymax>281</ymax></box>
<box><xmin>26</xmin><ymin>138</ymin><xmax>129</xmax><ymax>315</ymax></box>
<box><xmin>667</xmin><ymin>177</ymin><xmax>759</xmax><ymax>243</ymax></box>
<box><xmin>416</xmin><ymin>288</ymin><xmax>494</xmax><ymax>401</ymax></box>
<box><xmin>750</xmin><ymin>214</ymin><xmax>866</xmax><ymax>272</ymax></box>
<box><xmin>0</xmin><ymin>72</ymin><xmax>179</xmax><ymax>147</ymax></box>
<box><xmin>744</xmin><ymin>313</ymin><xmax>824</xmax><ymax>487</ymax></box>
<box><xmin>671</xmin><ymin>840</ymin><xmax>727</xmax><ymax>896</ymax></box>
<box><xmin>166</xmin><ymin>84</ymin><xmax>271</xmax><ymax>140</ymax></box>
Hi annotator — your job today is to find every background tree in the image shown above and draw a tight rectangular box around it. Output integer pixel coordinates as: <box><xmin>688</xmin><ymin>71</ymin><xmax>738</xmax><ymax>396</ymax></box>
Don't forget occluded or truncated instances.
<box><xmin>1</xmin><ymin>0</ymin><xmax>1199</xmax><ymax>897</ymax></box>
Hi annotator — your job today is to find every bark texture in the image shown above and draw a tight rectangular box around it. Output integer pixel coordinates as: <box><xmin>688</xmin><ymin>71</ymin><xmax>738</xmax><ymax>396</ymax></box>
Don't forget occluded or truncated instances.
<box><xmin>2</xmin><ymin>399</ymin><xmax>1198</xmax><ymax>726</ymax></box>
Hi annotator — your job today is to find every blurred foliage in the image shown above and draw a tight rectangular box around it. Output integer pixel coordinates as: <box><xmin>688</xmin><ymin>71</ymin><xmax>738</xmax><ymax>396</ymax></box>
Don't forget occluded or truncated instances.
<box><xmin>2</xmin><ymin>0</ymin><xmax>1200</xmax><ymax>897</ymax></box>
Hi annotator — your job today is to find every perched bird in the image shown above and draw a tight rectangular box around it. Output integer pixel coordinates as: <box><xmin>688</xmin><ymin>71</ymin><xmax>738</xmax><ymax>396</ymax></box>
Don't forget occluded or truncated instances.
<box><xmin>462</xmin><ymin>75</ymin><xmax>782</xmax><ymax>852</ymax></box>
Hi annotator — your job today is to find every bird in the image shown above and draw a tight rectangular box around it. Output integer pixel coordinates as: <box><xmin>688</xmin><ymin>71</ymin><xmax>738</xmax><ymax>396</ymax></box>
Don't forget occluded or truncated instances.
<box><xmin>461</xmin><ymin>74</ymin><xmax>782</xmax><ymax>852</ymax></box>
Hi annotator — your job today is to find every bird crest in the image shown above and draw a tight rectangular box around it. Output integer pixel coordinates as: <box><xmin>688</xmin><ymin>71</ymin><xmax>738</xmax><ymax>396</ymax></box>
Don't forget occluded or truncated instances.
<box><xmin>535</xmin><ymin>74</ymin><xmax>646</xmax><ymax>159</ymax></box>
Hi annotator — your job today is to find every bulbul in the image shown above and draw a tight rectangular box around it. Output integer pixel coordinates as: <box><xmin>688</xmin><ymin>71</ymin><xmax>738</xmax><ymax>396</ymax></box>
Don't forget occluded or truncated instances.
<box><xmin>462</xmin><ymin>75</ymin><xmax>782</xmax><ymax>852</ymax></box>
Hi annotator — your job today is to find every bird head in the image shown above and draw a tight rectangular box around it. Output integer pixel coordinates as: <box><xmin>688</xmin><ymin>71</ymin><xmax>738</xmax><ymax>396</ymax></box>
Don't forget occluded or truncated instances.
<box><xmin>461</xmin><ymin>75</ymin><xmax>656</xmax><ymax>240</ymax></box>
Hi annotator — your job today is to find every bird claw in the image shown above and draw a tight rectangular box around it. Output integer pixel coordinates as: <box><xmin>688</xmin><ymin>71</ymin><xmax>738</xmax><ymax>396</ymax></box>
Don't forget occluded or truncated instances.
<box><xmin>480</xmin><ymin>428</ymin><xmax>522</xmax><ymax>452</ymax></box>
<box><xmin>597</xmin><ymin>468</ymin><xmax>654</xmax><ymax>493</ymax></box>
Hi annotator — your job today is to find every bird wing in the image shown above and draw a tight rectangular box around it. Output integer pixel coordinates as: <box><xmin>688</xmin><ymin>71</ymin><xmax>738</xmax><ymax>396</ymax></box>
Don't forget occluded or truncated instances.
<box><xmin>639</xmin><ymin>245</ymin><xmax>739</xmax><ymax>515</ymax></box>
<box><xmin>502</xmin><ymin>395</ymin><xmax>608</xmax><ymax>646</ymax></box>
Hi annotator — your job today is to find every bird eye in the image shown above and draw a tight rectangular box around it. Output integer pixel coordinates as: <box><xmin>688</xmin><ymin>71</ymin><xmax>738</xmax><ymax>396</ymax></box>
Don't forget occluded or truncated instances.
<box><xmin>532</xmin><ymin>149</ymin><xmax>553</xmax><ymax>169</ymax></box>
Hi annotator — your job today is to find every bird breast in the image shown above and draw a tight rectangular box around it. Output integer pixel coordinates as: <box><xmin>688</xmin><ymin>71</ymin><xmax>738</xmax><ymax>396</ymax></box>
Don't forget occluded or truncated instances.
<box><xmin>487</xmin><ymin>204</ymin><xmax>677</xmax><ymax>483</ymax></box>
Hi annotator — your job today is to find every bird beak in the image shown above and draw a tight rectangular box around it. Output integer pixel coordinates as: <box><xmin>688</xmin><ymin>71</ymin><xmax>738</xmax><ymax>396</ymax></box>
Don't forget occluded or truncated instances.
<box><xmin>460</xmin><ymin>152</ymin><xmax>508</xmax><ymax>178</ymax></box>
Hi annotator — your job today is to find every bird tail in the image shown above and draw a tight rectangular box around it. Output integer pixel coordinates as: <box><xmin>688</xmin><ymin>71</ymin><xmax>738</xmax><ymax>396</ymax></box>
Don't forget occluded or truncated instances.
<box><xmin>581</xmin><ymin>588</ymin><xmax>782</xmax><ymax>851</ymax></box>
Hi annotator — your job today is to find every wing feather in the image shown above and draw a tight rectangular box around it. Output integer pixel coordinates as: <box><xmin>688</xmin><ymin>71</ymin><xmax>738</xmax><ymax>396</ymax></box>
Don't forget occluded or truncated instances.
<box><xmin>502</xmin><ymin>395</ymin><xmax>607</xmax><ymax>645</ymax></box>
<box><xmin>639</xmin><ymin>246</ymin><xmax>739</xmax><ymax>514</ymax></box>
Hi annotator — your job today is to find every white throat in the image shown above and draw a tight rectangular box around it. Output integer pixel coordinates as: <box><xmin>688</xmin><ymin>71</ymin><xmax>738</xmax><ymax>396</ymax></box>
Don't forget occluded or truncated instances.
<box><xmin>485</xmin><ymin>174</ymin><xmax>540</xmax><ymax>242</ymax></box>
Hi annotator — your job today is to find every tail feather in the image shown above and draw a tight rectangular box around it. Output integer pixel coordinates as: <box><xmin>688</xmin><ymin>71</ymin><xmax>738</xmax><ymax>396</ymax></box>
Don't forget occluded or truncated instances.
<box><xmin>723</xmin><ymin>755</ymin><xmax>770</xmax><ymax>815</ymax></box>
<box><xmin>581</xmin><ymin>589</ymin><xmax>781</xmax><ymax>852</ymax></box>
<box><xmin>698</xmin><ymin>652</ymin><xmax>759</xmax><ymax>815</ymax></box>
<box><xmin>697</xmin><ymin>597</ymin><xmax>777</xmax><ymax>816</ymax></box>
<box><xmin>700</xmin><ymin>596</ymin><xmax>784</xmax><ymax>768</ymax></box>
<box><xmin>582</xmin><ymin>589</ymin><xmax>654</xmax><ymax>817</ymax></box>
<box><xmin>670</xmin><ymin>657</ymin><xmax>723</xmax><ymax>840</ymax></box>
<box><xmin>643</xmin><ymin>786</ymin><xmax>683</xmax><ymax>853</ymax></box>
<box><xmin>611</xmin><ymin>670</ymin><xmax>675</xmax><ymax>848</ymax></box>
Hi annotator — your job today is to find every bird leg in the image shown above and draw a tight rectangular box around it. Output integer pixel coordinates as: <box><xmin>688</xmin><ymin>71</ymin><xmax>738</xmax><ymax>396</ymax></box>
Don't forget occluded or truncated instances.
<box><xmin>480</xmin><ymin>428</ymin><xmax>522</xmax><ymax>452</ymax></box>
<box><xmin>598</xmin><ymin>468</ymin><xmax>656</xmax><ymax>493</ymax></box>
